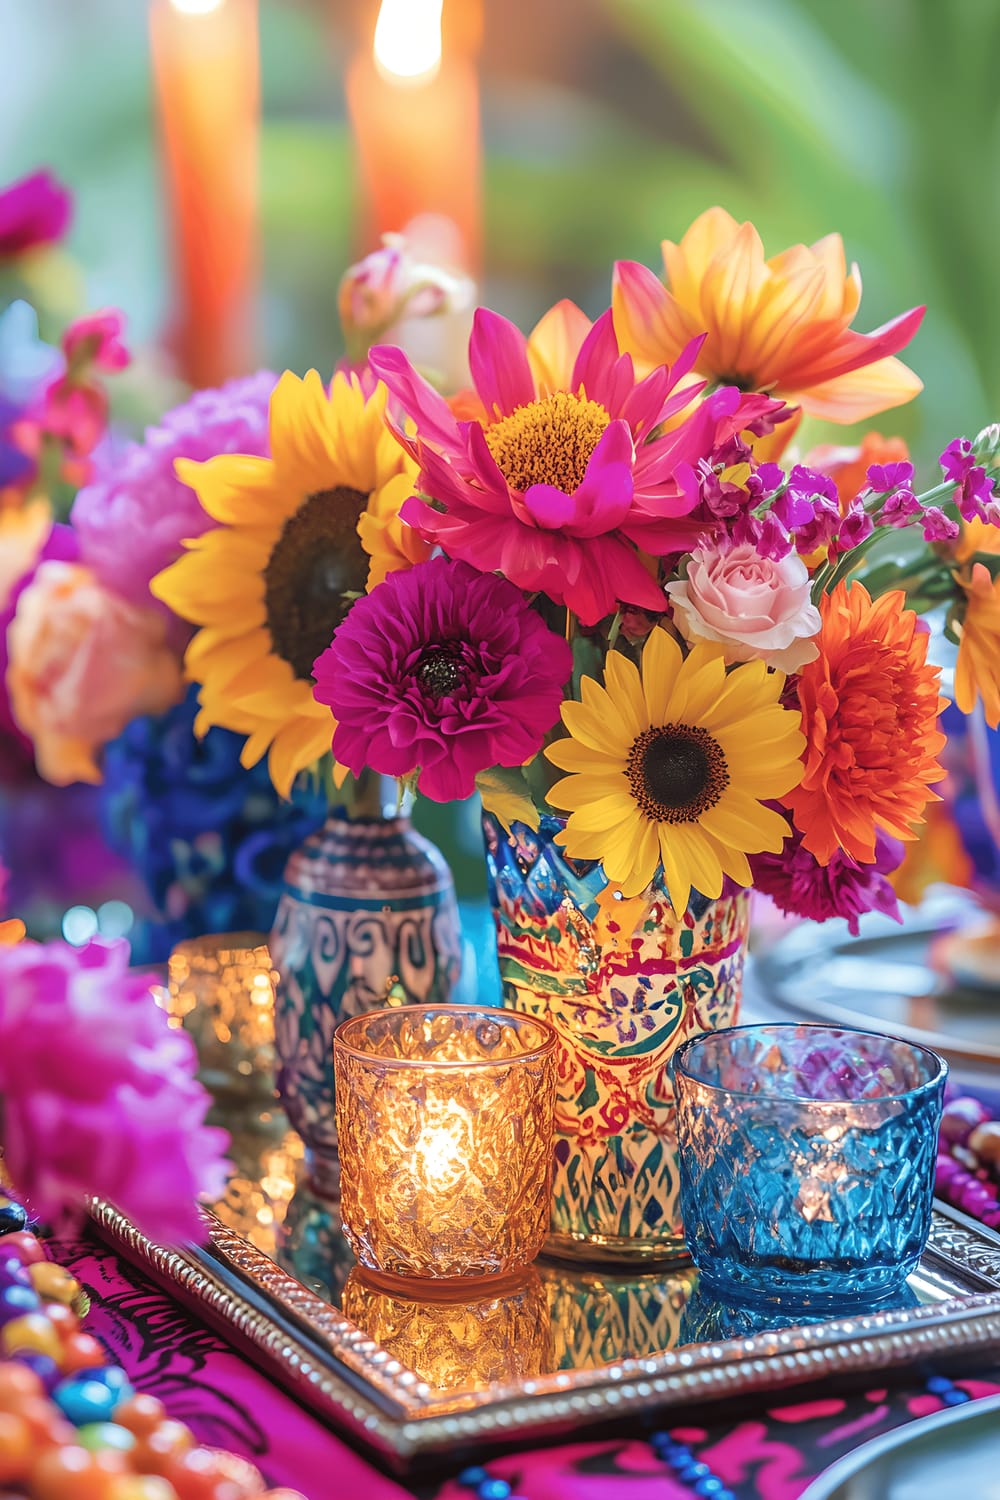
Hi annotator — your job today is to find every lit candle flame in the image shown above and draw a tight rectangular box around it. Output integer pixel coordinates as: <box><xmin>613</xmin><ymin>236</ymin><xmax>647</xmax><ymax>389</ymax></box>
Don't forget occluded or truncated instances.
<box><xmin>417</xmin><ymin>1104</ymin><xmax>468</xmax><ymax>1192</ymax></box>
<box><xmin>169</xmin><ymin>0</ymin><xmax>225</xmax><ymax>13</ymax></box>
<box><xmin>373</xmin><ymin>0</ymin><xmax>443</xmax><ymax>84</ymax></box>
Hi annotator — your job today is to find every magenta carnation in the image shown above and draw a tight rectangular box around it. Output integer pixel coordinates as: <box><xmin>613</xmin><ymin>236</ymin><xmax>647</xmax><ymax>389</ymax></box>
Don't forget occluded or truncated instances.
<box><xmin>71</xmin><ymin>369</ymin><xmax>275</xmax><ymax>617</ymax></box>
<box><xmin>0</xmin><ymin>937</ymin><xmax>228</xmax><ymax>1244</ymax></box>
<box><xmin>313</xmin><ymin>556</ymin><xmax>573</xmax><ymax>801</ymax></box>
<box><xmin>750</xmin><ymin>824</ymin><xmax>904</xmax><ymax>936</ymax></box>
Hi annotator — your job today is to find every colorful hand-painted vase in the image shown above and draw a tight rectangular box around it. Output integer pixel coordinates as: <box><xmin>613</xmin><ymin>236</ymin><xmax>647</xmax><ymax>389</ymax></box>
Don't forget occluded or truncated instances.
<box><xmin>270</xmin><ymin>809</ymin><xmax>462</xmax><ymax>1196</ymax></box>
<box><xmin>483</xmin><ymin>810</ymin><xmax>749</xmax><ymax>1263</ymax></box>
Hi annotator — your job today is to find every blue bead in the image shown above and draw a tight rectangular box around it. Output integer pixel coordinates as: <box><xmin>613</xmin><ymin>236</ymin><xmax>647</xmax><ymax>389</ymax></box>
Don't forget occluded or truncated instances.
<box><xmin>0</xmin><ymin>1199</ymin><xmax>27</xmax><ymax>1235</ymax></box>
<box><xmin>943</xmin><ymin>1388</ymin><xmax>971</xmax><ymax>1405</ymax></box>
<box><xmin>458</xmin><ymin>1470</ymin><xmax>488</xmax><ymax>1489</ymax></box>
<box><xmin>87</xmin><ymin>1366</ymin><xmax>132</xmax><ymax>1395</ymax></box>
<box><xmin>12</xmin><ymin>1352</ymin><xmax>59</xmax><ymax>1392</ymax></box>
<box><xmin>0</xmin><ymin>1284</ymin><xmax>40</xmax><ymax>1324</ymax></box>
<box><xmin>695</xmin><ymin>1479</ymin><xmax>727</xmax><ymax>1497</ymax></box>
<box><xmin>53</xmin><ymin>1378</ymin><xmax>118</xmax><ymax>1427</ymax></box>
<box><xmin>926</xmin><ymin>1375</ymin><xmax>955</xmax><ymax>1394</ymax></box>
<box><xmin>478</xmin><ymin>1482</ymin><xmax>512</xmax><ymax>1500</ymax></box>
<box><xmin>681</xmin><ymin>1461</ymin><xmax>712</xmax><ymax>1481</ymax></box>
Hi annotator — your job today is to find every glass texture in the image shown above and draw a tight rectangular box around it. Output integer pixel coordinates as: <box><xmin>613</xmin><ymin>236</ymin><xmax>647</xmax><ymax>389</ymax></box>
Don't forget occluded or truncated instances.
<box><xmin>341</xmin><ymin>1267</ymin><xmax>551</xmax><ymax>1390</ymax></box>
<box><xmin>333</xmin><ymin>1005</ymin><xmax>557</xmax><ymax>1280</ymax></box>
<box><xmin>197</xmin><ymin>1098</ymin><xmax>972</xmax><ymax>1397</ymax></box>
<box><xmin>671</xmin><ymin>1023</ymin><xmax>947</xmax><ymax>1305</ymax></box>
<box><xmin>166</xmin><ymin>932</ymin><xmax>277</xmax><ymax>1100</ymax></box>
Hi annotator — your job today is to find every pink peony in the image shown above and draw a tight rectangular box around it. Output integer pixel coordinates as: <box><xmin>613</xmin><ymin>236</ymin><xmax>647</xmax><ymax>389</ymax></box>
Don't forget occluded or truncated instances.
<box><xmin>0</xmin><ymin>937</ymin><xmax>229</xmax><ymax>1244</ymax></box>
<box><xmin>313</xmin><ymin>555</ymin><xmax>573</xmax><ymax>801</ymax></box>
<box><xmin>6</xmin><ymin>560</ymin><xmax>184</xmax><ymax>786</ymax></box>
<box><xmin>369</xmin><ymin>302</ymin><xmax>775</xmax><ymax>626</ymax></box>
<box><xmin>666</xmin><ymin>537</ymin><xmax>821</xmax><ymax>673</ymax></box>
<box><xmin>71</xmin><ymin>370</ymin><xmax>275</xmax><ymax>618</ymax></box>
<box><xmin>0</xmin><ymin>170</ymin><xmax>72</xmax><ymax>258</ymax></box>
<box><xmin>750</xmin><ymin>825</ymin><xmax>904</xmax><ymax>936</ymax></box>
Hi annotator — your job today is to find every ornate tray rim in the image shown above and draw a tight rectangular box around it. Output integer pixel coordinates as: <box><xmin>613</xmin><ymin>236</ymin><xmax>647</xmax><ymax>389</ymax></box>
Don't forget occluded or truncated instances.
<box><xmin>88</xmin><ymin>1198</ymin><xmax>1000</xmax><ymax>1474</ymax></box>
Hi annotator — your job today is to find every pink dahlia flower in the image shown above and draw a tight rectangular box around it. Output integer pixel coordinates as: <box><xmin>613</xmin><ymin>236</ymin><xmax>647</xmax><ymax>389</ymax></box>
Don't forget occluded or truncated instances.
<box><xmin>313</xmin><ymin>555</ymin><xmax>573</xmax><ymax>801</ymax></box>
<box><xmin>0</xmin><ymin>170</ymin><xmax>72</xmax><ymax>258</ymax></box>
<box><xmin>750</xmin><ymin>823</ymin><xmax>903</xmax><ymax>936</ymax></box>
<box><xmin>0</xmin><ymin>937</ymin><xmax>228</xmax><ymax>1244</ymax></box>
<box><xmin>370</xmin><ymin>301</ymin><xmax>769</xmax><ymax>626</ymax></box>
<box><xmin>71</xmin><ymin>370</ymin><xmax>275</xmax><ymax>618</ymax></box>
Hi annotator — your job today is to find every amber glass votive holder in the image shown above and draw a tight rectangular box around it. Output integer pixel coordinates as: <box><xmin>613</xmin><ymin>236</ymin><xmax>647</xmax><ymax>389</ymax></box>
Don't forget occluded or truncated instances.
<box><xmin>333</xmin><ymin>1004</ymin><xmax>557</xmax><ymax>1284</ymax></box>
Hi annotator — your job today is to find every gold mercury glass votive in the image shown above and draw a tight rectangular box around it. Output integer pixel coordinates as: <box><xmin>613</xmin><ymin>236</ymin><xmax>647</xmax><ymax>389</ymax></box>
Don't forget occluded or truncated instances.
<box><xmin>334</xmin><ymin>1005</ymin><xmax>558</xmax><ymax>1285</ymax></box>
<box><xmin>166</xmin><ymin>933</ymin><xmax>277</xmax><ymax>1100</ymax></box>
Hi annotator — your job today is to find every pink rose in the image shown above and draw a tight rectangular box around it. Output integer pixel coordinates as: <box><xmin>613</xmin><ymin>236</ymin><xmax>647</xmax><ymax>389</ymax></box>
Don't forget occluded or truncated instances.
<box><xmin>6</xmin><ymin>560</ymin><xmax>184</xmax><ymax>785</ymax></box>
<box><xmin>666</xmin><ymin>539</ymin><xmax>821</xmax><ymax>673</ymax></box>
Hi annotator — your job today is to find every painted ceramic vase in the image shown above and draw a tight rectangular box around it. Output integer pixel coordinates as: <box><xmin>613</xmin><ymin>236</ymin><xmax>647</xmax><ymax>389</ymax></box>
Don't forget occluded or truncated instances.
<box><xmin>483</xmin><ymin>810</ymin><xmax>749</xmax><ymax>1264</ymax></box>
<box><xmin>271</xmin><ymin>812</ymin><xmax>462</xmax><ymax>1195</ymax></box>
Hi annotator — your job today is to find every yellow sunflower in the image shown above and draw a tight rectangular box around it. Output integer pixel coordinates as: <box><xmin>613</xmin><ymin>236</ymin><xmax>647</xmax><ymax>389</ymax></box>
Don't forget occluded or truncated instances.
<box><xmin>151</xmin><ymin>370</ymin><xmax>423</xmax><ymax>796</ymax></box>
<box><xmin>545</xmin><ymin>628</ymin><xmax>805</xmax><ymax>914</ymax></box>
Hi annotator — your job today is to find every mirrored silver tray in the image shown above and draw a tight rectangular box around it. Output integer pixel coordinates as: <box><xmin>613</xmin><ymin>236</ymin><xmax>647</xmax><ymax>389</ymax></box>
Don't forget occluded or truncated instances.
<box><xmin>87</xmin><ymin>1100</ymin><xmax>1000</xmax><ymax>1476</ymax></box>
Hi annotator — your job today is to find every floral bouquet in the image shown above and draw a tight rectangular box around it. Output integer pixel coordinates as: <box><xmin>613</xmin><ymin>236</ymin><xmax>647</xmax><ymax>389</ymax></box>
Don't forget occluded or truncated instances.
<box><xmin>148</xmin><ymin>207</ymin><xmax>998</xmax><ymax>942</ymax></box>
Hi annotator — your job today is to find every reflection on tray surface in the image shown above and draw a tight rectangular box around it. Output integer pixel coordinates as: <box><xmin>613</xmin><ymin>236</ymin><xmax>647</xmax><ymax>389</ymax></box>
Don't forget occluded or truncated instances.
<box><xmin>207</xmin><ymin>1107</ymin><xmax>947</xmax><ymax>1393</ymax></box>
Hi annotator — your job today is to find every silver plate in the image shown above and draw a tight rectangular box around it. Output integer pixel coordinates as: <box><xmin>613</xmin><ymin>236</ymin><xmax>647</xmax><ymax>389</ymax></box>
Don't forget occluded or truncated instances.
<box><xmin>88</xmin><ymin>1097</ymin><xmax>1000</xmax><ymax>1477</ymax></box>
<box><xmin>800</xmin><ymin>1391</ymin><xmax>1000</xmax><ymax>1498</ymax></box>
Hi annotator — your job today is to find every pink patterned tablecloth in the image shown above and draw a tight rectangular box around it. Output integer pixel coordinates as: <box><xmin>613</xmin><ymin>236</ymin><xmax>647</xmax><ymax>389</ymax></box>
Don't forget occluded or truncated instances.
<box><xmin>50</xmin><ymin>1228</ymin><xmax>1000</xmax><ymax>1500</ymax></box>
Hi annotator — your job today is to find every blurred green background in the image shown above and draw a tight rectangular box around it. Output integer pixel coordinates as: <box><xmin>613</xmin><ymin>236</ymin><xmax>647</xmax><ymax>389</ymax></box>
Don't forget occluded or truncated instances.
<box><xmin>4</xmin><ymin>0</ymin><xmax>998</xmax><ymax>469</ymax></box>
<box><xmin>4</xmin><ymin>0</ymin><xmax>998</xmax><ymax>896</ymax></box>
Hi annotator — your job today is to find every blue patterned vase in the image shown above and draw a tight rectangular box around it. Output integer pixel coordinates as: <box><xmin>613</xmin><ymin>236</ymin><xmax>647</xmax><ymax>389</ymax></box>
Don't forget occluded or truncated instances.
<box><xmin>271</xmin><ymin>812</ymin><xmax>462</xmax><ymax>1194</ymax></box>
<box><xmin>484</xmin><ymin>810</ymin><xmax>749</xmax><ymax>1265</ymax></box>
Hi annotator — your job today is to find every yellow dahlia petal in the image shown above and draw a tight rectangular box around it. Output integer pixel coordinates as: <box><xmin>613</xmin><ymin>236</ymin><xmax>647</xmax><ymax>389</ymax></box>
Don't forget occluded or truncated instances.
<box><xmin>665</xmin><ymin>824</ymin><xmax>724</xmax><ymax>901</ymax></box>
<box><xmin>656</xmin><ymin>828</ymin><xmax>691</xmax><ymax>919</ymax></box>
<box><xmin>602</xmin><ymin>651</ymin><xmax>648</xmax><ymax>739</ymax></box>
<box><xmin>545</xmin><ymin>736</ymin><xmax>622</xmax><ymax>774</ymax></box>
<box><xmin>545</xmin><ymin>771</ymin><xmax>630</xmax><ymax>810</ymax></box>
<box><xmin>176</xmin><ymin>454</ymin><xmax>289</xmax><ymax>526</ymax></box>
<box><xmin>639</xmin><ymin>626</ymin><xmax>683</xmax><ymax>725</ymax></box>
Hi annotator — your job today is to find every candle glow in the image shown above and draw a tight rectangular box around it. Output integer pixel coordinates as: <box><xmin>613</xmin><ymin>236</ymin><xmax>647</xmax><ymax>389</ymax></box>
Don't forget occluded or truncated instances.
<box><xmin>373</xmin><ymin>0</ymin><xmax>443</xmax><ymax>82</ymax></box>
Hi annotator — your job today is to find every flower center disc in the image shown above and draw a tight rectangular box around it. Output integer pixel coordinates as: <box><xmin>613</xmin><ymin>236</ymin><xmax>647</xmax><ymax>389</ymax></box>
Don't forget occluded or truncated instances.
<box><xmin>484</xmin><ymin>392</ymin><xmax>610</xmax><ymax>494</ymax></box>
<box><xmin>264</xmin><ymin>486</ymin><xmax>370</xmax><ymax>680</ymax></box>
<box><xmin>627</xmin><ymin>723</ymin><xmax>730</xmax><ymax>824</ymax></box>
<box><xmin>415</xmin><ymin>645</ymin><xmax>467</xmax><ymax>697</ymax></box>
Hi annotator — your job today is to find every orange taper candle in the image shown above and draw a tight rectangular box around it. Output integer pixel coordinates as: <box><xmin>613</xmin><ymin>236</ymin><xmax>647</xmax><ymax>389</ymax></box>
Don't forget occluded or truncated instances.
<box><xmin>346</xmin><ymin>0</ymin><xmax>481</xmax><ymax>272</ymax></box>
<box><xmin>149</xmin><ymin>0</ymin><xmax>259</xmax><ymax>388</ymax></box>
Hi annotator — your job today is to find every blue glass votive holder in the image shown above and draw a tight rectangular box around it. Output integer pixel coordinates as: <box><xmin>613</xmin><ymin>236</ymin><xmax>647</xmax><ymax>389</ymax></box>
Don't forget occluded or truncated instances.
<box><xmin>670</xmin><ymin>1023</ymin><xmax>947</xmax><ymax>1306</ymax></box>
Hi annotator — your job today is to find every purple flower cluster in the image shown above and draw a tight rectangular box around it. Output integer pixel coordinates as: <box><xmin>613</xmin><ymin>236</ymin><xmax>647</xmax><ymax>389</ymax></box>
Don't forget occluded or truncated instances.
<box><xmin>71</xmin><ymin>370</ymin><xmax>276</xmax><ymax>618</ymax></box>
<box><xmin>941</xmin><ymin>437</ymin><xmax>999</xmax><ymax>523</ymax></box>
<box><xmin>750</xmin><ymin>821</ymin><xmax>904</xmax><ymax>935</ymax></box>
<box><xmin>314</xmin><ymin>556</ymin><xmax>573</xmax><ymax>802</ymax></box>
<box><xmin>0</xmin><ymin>937</ymin><xmax>229</xmax><ymax>1244</ymax></box>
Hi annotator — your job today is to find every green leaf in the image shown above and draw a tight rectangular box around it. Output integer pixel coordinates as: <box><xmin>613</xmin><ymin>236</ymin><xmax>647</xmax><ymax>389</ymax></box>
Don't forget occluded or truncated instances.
<box><xmin>476</xmin><ymin>767</ymin><xmax>541</xmax><ymax>833</ymax></box>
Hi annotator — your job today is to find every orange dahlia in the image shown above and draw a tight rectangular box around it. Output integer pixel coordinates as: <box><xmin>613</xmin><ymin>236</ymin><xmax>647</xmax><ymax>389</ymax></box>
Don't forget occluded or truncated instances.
<box><xmin>784</xmin><ymin>582</ymin><xmax>946</xmax><ymax>865</ymax></box>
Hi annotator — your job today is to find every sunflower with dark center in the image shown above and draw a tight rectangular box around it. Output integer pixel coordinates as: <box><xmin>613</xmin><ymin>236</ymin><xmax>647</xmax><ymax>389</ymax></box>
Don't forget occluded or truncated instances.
<box><xmin>152</xmin><ymin>371</ymin><xmax>429</xmax><ymax>796</ymax></box>
<box><xmin>545</xmin><ymin>629</ymin><xmax>805</xmax><ymax>915</ymax></box>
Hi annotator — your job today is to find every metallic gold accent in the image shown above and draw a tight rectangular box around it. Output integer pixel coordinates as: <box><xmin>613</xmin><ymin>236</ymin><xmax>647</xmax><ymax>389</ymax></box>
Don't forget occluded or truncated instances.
<box><xmin>89</xmin><ymin>1196</ymin><xmax>1000</xmax><ymax>1474</ymax></box>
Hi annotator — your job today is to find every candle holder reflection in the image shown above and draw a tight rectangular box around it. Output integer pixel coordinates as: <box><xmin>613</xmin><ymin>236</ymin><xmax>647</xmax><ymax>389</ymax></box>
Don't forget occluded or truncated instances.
<box><xmin>341</xmin><ymin>1266</ymin><xmax>549</xmax><ymax>1391</ymax></box>
<box><xmin>334</xmin><ymin>1005</ymin><xmax>557</xmax><ymax>1282</ymax></box>
<box><xmin>166</xmin><ymin>932</ymin><xmax>277</xmax><ymax>1101</ymax></box>
<box><xmin>538</xmin><ymin>1263</ymin><xmax>696</xmax><ymax>1371</ymax></box>
<box><xmin>671</xmin><ymin>1023</ymin><xmax>947</xmax><ymax>1305</ymax></box>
